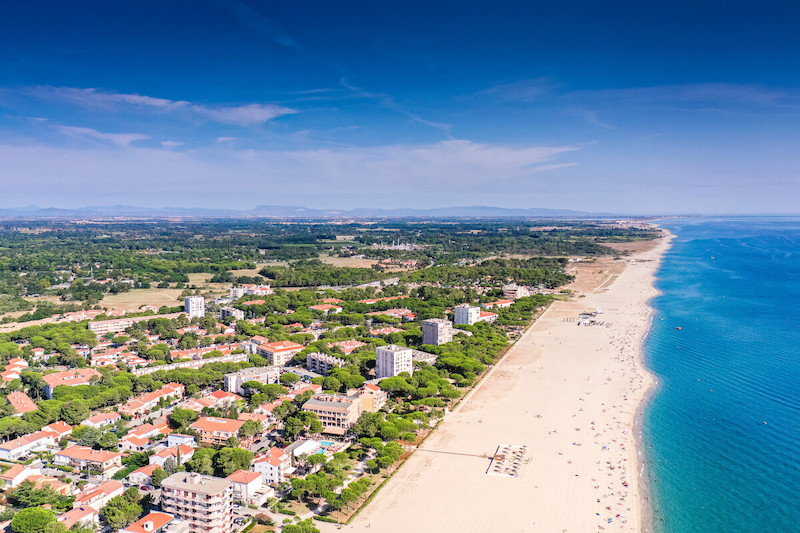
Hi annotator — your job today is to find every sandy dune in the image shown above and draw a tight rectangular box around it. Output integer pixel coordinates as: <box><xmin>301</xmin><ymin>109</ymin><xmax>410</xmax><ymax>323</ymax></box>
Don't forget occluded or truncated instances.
<box><xmin>320</xmin><ymin>235</ymin><xmax>670</xmax><ymax>533</ymax></box>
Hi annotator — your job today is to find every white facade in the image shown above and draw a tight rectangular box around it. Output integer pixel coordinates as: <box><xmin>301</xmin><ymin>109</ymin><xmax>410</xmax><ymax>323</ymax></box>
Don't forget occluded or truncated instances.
<box><xmin>161</xmin><ymin>473</ymin><xmax>233</xmax><ymax>533</ymax></box>
<box><xmin>453</xmin><ymin>304</ymin><xmax>480</xmax><ymax>325</ymax></box>
<box><xmin>306</xmin><ymin>352</ymin><xmax>346</xmax><ymax>375</ymax></box>
<box><xmin>503</xmin><ymin>284</ymin><xmax>530</xmax><ymax>299</ymax></box>
<box><xmin>184</xmin><ymin>296</ymin><xmax>205</xmax><ymax>318</ymax></box>
<box><xmin>375</xmin><ymin>344</ymin><xmax>413</xmax><ymax>379</ymax></box>
<box><xmin>220</xmin><ymin>307</ymin><xmax>244</xmax><ymax>321</ymax></box>
<box><xmin>422</xmin><ymin>319</ymin><xmax>453</xmax><ymax>346</ymax></box>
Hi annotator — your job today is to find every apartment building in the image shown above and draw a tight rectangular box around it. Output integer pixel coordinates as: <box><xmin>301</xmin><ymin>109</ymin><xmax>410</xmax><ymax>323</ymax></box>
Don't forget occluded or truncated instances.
<box><xmin>184</xmin><ymin>296</ymin><xmax>205</xmax><ymax>318</ymax></box>
<box><xmin>43</xmin><ymin>368</ymin><xmax>101</xmax><ymax>399</ymax></box>
<box><xmin>502</xmin><ymin>284</ymin><xmax>530</xmax><ymax>299</ymax></box>
<box><xmin>189</xmin><ymin>417</ymin><xmax>244</xmax><ymax>446</ymax></box>
<box><xmin>255</xmin><ymin>340</ymin><xmax>304</xmax><ymax>366</ymax></box>
<box><xmin>375</xmin><ymin>344</ymin><xmax>413</xmax><ymax>379</ymax></box>
<box><xmin>358</xmin><ymin>384</ymin><xmax>388</xmax><ymax>413</ymax></box>
<box><xmin>306</xmin><ymin>352</ymin><xmax>346</xmax><ymax>375</ymax></box>
<box><xmin>118</xmin><ymin>383</ymin><xmax>186</xmax><ymax>417</ymax></box>
<box><xmin>302</xmin><ymin>394</ymin><xmax>361</xmax><ymax>434</ymax></box>
<box><xmin>252</xmin><ymin>447</ymin><xmax>291</xmax><ymax>485</ymax></box>
<box><xmin>421</xmin><ymin>318</ymin><xmax>453</xmax><ymax>345</ymax></box>
<box><xmin>54</xmin><ymin>446</ymin><xmax>123</xmax><ymax>477</ymax></box>
<box><xmin>328</xmin><ymin>339</ymin><xmax>367</xmax><ymax>355</ymax></box>
<box><xmin>454</xmin><ymin>304</ymin><xmax>480</xmax><ymax>325</ymax></box>
<box><xmin>223</xmin><ymin>366</ymin><xmax>280</xmax><ymax>395</ymax></box>
<box><xmin>87</xmin><ymin>313</ymin><xmax>183</xmax><ymax>335</ymax></box>
<box><xmin>161</xmin><ymin>472</ymin><xmax>233</xmax><ymax>533</ymax></box>
<box><xmin>219</xmin><ymin>307</ymin><xmax>244</xmax><ymax>321</ymax></box>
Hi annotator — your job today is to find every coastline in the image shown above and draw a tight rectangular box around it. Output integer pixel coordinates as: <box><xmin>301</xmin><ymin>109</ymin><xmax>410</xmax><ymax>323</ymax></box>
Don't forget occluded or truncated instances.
<box><xmin>635</xmin><ymin>229</ymin><xmax>674</xmax><ymax>533</ymax></box>
<box><xmin>318</xmin><ymin>230</ymin><xmax>673</xmax><ymax>533</ymax></box>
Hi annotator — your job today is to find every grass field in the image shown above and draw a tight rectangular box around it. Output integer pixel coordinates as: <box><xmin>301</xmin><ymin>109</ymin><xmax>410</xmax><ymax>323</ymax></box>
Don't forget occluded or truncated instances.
<box><xmin>100</xmin><ymin>287</ymin><xmax>185</xmax><ymax>312</ymax></box>
<box><xmin>318</xmin><ymin>254</ymin><xmax>377</xmax><ymax>268</ymax></box>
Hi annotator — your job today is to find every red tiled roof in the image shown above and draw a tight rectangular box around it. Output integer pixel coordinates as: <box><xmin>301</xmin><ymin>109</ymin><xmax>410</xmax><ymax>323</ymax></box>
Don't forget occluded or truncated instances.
<box><xmin>226</xmin><ymin>469</ymin><xmax>261</xmax><ymax>483</ymax></box>
<box><xmin>7</xmin><ymin>391</ymin><xmax>37</xmax><ymax>414</ymax></box>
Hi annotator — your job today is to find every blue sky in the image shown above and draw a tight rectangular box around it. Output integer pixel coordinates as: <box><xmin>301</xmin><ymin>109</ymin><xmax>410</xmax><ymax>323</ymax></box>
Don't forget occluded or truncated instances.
<box><xmin>1</xmin><ymin>1</ymin><xmax>799</xmax><ymax>214</ymax></box>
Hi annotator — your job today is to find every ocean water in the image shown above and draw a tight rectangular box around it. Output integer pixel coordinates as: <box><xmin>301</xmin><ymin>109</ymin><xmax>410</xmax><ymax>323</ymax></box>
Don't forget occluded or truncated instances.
<box><xmin>643</xmin><ymin>217</ymin><xmax>800</xmax><ymax>533</ymax></box>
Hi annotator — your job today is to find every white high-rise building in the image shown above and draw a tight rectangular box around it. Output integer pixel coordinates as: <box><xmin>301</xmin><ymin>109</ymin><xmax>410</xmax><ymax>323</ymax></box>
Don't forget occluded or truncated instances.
<box><xmin>161</xmin><ymin>472</ymin><xmax>232</xmax><ymax>533</ymax></box>
<box><xmin>422</xmin><ymin>318</ymin><xmax>453</xmax><ymax>346</ymax></box>
<box><xmin>453</xmin><ymin>304</ymin><xmax>480</xmax><ymax>325</ymax></box>
<box><xmin>184</xmin><ymin>296</ymin><xmax>205</xmax><ymax>318</ymax></box>
<box><xmin>375</xmin><ymin>344</ymin><xmax>413</xmax><ymax>379</ymax></box>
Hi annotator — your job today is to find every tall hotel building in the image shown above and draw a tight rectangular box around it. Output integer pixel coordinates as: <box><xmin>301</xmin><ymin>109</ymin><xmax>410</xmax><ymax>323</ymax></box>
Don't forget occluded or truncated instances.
<box><xmin>421</xmin><ymin>318</ymin><xmax>453</xmax><ymax>345</ymax></box>
<box><xmin>161</xmin><ymin>472</ymin><xmax>233</xmax><ymax>533</ymax></box>
<box><xmin>184</xmin><ymin>296</ymin><xmax>206</xmax><ymax>318</ymax></box>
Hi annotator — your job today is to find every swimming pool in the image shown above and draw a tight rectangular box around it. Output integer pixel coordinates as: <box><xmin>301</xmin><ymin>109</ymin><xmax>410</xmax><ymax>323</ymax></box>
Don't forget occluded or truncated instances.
<box><xmin>319</xmin><ymin>441</ymin><xmax>334</xmax><ymax>448</ymax></box>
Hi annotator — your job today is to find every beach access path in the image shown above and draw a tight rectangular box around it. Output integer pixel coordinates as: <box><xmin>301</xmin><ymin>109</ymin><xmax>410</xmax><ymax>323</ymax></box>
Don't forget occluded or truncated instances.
<box><xmin>319</xmin><ymin>235</ymin><xmax>671</xmax><ymax>533</ymax></box>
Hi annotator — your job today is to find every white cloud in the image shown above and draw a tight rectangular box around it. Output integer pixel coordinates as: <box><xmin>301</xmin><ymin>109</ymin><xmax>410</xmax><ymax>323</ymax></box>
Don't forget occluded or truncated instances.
<box><xmin>197</xmin><ymin>104</ymin><xmax>296</xmax><ymax>126</ymax></box>
<box><xmin>56</xmin><ymin>126</ymin><xmax>148</xmax><ymax>146</ymax></box>
<box><xmin>0</xmin><ymin>140</ymin><xmax>577</xmax><ymax>207</ymax></box>
<box><xmin>161</xmin><ymin>140</ymin><xmax>184</xmax><ymax>148</ymax></box>
<box><xmin>216</xmin><ymin>137</ymin><xmax>238</xmax><ymax>143</ymax></box>
<box><xmin>26</xmin><ymin>86</ymin><xmax>296</xmax><ymax>125</ymax></box>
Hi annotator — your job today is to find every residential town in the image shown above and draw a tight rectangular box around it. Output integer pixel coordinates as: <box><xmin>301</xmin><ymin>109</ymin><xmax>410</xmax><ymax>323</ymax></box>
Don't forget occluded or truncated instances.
<box><xmin>0</xmin><ymin>280</ymin><xmax>552</xmax><ymax>533</ymax></box>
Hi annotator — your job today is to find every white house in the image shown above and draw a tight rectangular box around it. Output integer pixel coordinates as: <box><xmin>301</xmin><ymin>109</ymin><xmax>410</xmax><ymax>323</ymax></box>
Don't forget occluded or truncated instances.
<box><xmin>252</xmin><ymin>447</ymin><xmax>292</xmax><ymax>485</ymax></box>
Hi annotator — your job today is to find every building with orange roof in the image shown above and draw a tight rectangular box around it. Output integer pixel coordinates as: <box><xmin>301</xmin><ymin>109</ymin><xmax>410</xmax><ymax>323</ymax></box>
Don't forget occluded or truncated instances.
<box><xmin>226</xmin><ymin>470</ymin><xmax>268</xmax><ymax>505</ymax></box>
<box><xmin>54</xmin><ymin>446</ymin><xmax>123</xmax><ymax>476</ymax></box>
<box><xmin>256</xmin><ymin>340</ymin><xmax>304</xmax><ymax>366</ymax></box>
<box><xmin>73</xmin><ymin>480</ymin><xmax>124</xmax><ymax>511</ymax></box>
<box><xmin>118</xmin><ymin>383</ymin><xmax>185</xmax><ymax>417</ymax></box>
<box><xmin>321</xmin><ymin>298</ymin><xmax>343</xmax><ymax>304</ymax></box>
<box><xmin>42</xmin><ymin>421</ymin><xmax>73</xmax><ymax>439</ymax></box>
<box><xmin>0</xmin><ymin>464</ymin><xmax>40</xmax><ymax>488</ymax></box>
<box><xmin>6</xmin><ymin>391</ymin><xmax>37</xmax><ymax>415</ymax></box>
<box><xmin>369</xmin><ymin>326</ymin><xmax>404</xmax><ymax>336</ymax></box>
<box><xmin>0</xmin><ymin>430</ymin><xmax>59</xmax><ymax>461</ymax></box>
<box><xmin>84</xmin><ymin>412</ymin><xmax>122</xmax><ymax>428</ymax></box>
<box><xmin>328</xmin><ymin>339</ymin><xmax>367</xmax><ymax>355</ymax></box>
<box><xmin>308</xmin><ymin>304</ymin><xmax>342</xmax><ymax>315</ymax></box>
<box><xmin>237</xmin><ymin>412</ymin><xmax>271</xmax><ymax>432</ymax></box>
<box><xmin>148</xmin><ymin>445</ymin><xmax>195</xmax><ymax>467</ymax></box>
<box><xmin>57</xmin><ymin>507</ymin><xmax>99</xmax><ymax>530</ymax></box>
<box><xmin>252</xmin><ymin>446</ymin><xmax>292</xmax><ymax>485</ymax></box>
<box><xmin>42</xmin><ymin>368</ymin><xmax>101</xmax><ymax>398</ymax></box>
<box><xmin>120</xmin><ymin>511</ymin><xmax>185</xmax><ymax>533</ymax></box>
<box><xmin>207</xmin><ymin>390</ymin><xmax>243</xmax><ymax>407</ymax></box>
<box><xmin>482</xmin><ymin>299</ymin><xmax>514</xmax><ymax>309</ymax></box>
<box><xmin>128</xmin><ymin>463</ymin><xmax>161</xmax><ymax>486</ymax></box>
<box><xmin>190</xmin><ymin>417</ymin><xmax>245</xmax><ymax>446</ymax></box>
<box><xmin>358</xmin><ymin>383</ymin><xmax>389</xmax><ymax>413</ymax></box>
<box><xmin>478</xmin><ymin>310</ymin><xmax>499</xmax><ymax>323</ymax></box>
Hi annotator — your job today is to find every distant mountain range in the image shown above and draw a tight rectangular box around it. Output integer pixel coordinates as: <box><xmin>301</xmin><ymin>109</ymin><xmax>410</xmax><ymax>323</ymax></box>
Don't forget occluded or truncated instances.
<box><xmin>0</xmin><ymin>204</ymin><xmax>621</xmax><ymax>219</ymax></box>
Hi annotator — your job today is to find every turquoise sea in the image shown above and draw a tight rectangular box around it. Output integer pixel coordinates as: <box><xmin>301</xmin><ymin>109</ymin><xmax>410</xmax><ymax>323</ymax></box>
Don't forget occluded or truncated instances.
<box><xmin>643</xmin><ymin>217</ymin><xmax>800</xmax><ymax>533</ymax></box>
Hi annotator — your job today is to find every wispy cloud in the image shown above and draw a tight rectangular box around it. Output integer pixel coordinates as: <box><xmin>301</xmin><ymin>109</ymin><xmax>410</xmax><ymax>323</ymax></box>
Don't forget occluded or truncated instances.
<box><xmin>340</xmin><ymin>78</ymin><xmax>453</xmax><ymax>139</ymax></box>
<box><xmin>478</xmin><ymin>78</ymin><xmax>560</xmax><ymax>102</ymax></box>
<box><xmin>564</xmin><ymin>83</ymin><xmax>799</xmax><ymax>107</ymax></box>
<box><xmin>161</xmin><ymin>140</ymin><xmax>183</xmax><ymax>148</ymax></box>
<box><xmin>24</xmin><ymin>86</ymin><xmax>296</xmax><ymax>126</ymax></box>
<box><xmin>56</xmin><ymin>125</ymin><xmax>148</xmax><ymax>146</ymax></box>
<box><xmin>208</xmin><ymin>0</ymin><xmax>300</xmax><ymax>50</ymax></box>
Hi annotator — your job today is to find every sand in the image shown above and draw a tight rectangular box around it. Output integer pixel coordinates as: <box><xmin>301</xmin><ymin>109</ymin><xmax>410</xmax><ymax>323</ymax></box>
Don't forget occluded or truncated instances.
<box><xmin>319</xmin><ymin>233</ymin><xmax>672</xmax><ymax>533</ymax></box>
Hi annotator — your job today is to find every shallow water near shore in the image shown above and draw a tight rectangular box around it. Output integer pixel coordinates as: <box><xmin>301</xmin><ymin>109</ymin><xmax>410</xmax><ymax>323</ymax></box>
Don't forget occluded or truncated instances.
<box><xmin>643</xmin><ymin>217</ymin><xmax>800</xmax><ymax>533</ymax></box>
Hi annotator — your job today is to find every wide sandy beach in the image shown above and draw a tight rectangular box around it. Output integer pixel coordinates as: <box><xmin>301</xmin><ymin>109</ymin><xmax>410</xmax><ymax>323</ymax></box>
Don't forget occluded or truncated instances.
<box><xmin>320</xmin><ymin>233</ymin><xmax>671</xmax><ymax>533</ymax></box>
